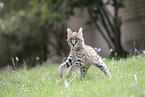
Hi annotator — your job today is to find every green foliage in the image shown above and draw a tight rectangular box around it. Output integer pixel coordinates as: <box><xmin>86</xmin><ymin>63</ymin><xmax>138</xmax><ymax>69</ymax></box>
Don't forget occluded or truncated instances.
<box><xmin>0</xmin><ymin>0</ymin><xmax>68</xmax><ymax>66</ymax></box>
<box><xmin>0</xmin><ymin>1</ymin><xmax>4</xmax><ymax>29</ymax></box>
<box><xmin>0</xmin><ymin>0</ymin><xmax>128</xmax><ymax>66</ymax></box>
<box><xmin>0</xmin><ymin>55</ymin><xmax>145</xmax><ymax>97</ymax></box>
<box><xmin>31</xmin><ymin>0</ymin><xmax>68</xmax><ymax>25</ymax></box>
<box><xmin>0</xmin><ymin>12</ymin><xmax>47</xmax><ymax>66</ymax></box>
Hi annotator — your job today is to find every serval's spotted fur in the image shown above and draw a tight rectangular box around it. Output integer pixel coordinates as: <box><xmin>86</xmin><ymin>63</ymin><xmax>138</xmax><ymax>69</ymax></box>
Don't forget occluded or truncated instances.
<box><xmin>58</xmin><ymin>28</ymin><xmax>111</xmax><ymax>79</ymax></box>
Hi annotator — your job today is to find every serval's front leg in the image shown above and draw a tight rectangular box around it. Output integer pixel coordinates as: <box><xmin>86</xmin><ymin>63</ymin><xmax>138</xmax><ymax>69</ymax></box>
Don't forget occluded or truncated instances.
<box><xmin>58</xmin><ymin>54</ymin><xmax>74</xmax><ymax>78</ymax></box>
<box><xmin>66</xmin><ymin>65</ymin><xmax>78</xmax><ymax>78</ymax></box>
<box><xmin>66</xmin><ymin>56</ymin><xmax>82</xmax><ymax>78</ymax></box>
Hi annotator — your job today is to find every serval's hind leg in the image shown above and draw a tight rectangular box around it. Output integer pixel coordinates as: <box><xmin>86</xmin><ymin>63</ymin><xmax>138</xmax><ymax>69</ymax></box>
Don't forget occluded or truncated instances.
<box><xmin>94</xmin><ymin>58</ymin><xmax>111</xmax><ymax>77</ymax></box>
<box><xmin>80</xmin><ymin>66</ymin><xmax>90</xmax><ymax>79</ymax></box>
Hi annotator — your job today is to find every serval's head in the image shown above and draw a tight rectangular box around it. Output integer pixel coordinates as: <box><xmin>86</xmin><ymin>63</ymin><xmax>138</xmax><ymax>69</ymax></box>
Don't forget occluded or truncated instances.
<box><xmin>67</xmin><ymin>27</ymin><xmax>84</xmax><ymax>48</ymax></box>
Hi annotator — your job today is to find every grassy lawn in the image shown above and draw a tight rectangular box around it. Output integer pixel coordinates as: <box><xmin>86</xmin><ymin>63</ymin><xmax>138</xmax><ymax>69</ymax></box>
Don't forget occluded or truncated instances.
<box><xmin>0</xmin><ymin>55</ymin><xmax>145</xmax><ymax>97</ymax></box>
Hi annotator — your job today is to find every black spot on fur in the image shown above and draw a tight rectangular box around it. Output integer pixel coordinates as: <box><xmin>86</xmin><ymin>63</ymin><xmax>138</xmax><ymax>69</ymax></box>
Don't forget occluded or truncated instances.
<box><xmin>66</xmin><ymin>62</ymin><xmax>69</xmax><ymax>67</ymax></box>
<box><xmin>97</xmin><ymin>65</ymin><xmax>102</xmax><ymax>68</ymax></box>
<box><xmin>69</xmin><ymin>59</ymin><xmax>72</xmax><ymax>64</ymax></box>
<box><xmin>77</xmin><ymin>59</ymin><xmax>81</xmax><ymax>62</ymax></box>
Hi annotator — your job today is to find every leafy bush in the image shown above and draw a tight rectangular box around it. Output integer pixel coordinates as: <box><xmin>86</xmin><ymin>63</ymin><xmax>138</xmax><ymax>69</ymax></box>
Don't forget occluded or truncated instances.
<box><xmin>0</xmin><ymin>0</ymin><xmax>68</xmax><ymax>67</ymax></box>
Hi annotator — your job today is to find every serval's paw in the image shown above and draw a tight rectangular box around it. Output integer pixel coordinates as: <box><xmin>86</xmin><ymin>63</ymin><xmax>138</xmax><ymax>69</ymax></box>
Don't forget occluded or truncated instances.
<box><xmin>58</xmin><ymin>64</ymin><xmax>64</xmax><ymax>78</ymax></box>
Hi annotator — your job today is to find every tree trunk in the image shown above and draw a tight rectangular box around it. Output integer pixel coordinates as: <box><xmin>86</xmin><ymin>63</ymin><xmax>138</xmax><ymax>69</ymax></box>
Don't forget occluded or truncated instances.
<box><xmin>113</xmin><ymin>0</ymin><xmax>128</xmax><ymax>58</ymax></box>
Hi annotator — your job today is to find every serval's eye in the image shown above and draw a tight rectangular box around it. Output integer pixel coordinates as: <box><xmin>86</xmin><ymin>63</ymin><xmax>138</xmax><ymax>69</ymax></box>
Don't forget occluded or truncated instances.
<box><xmin>70</xmin><ymin>40</ymin><xmax>72</xmax><ymax>44</ymax></box>
<box><xmin>75</xmin><ymin>40</ymin><xmax>78</xmax><ymax>44</ymax></box>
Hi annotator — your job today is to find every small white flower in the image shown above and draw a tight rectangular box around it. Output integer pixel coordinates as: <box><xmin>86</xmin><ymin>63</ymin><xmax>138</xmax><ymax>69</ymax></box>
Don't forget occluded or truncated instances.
<box><xmin>16</xmin><ymin>57</ymin><xmax>19</xmax><ymax>61</ymax></box>
<box><xmin>98</xmin><ymin>48</ymin><xmax>101</xmax><ymax>52</ymax></box>
<box><xmin>110</xmin><ymin>48</ymin><xmax>113</xmax><ymax>52</ymax></box>
<box><xmin>112</xmin><ymin>57</ymin><xmax>114</xmax><ymax>60</ymax></box>
<box><xmin>143</xmin><ymin>50</ymin><xmax>145</xmax><ymax>54</ymax></box>
<box><xmin>134</xmin><ymin>48</ymin><xmax>137</xmax><ymax>52</ymax></box>
<box><xmin>103</xmin><ymin>58</ymin><xmax>105</xmax><ymax>61</ymax></box>
<box><xmin>95</xmin><ymin>47</ymin><xmax>101</xmax><ymax>52</ymax></box>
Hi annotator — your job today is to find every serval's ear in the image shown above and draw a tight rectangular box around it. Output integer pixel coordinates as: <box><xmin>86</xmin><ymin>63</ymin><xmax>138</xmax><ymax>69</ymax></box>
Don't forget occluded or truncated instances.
<box><xmin>78</xmin><ymin>27</ymin><xmax>83</xmax><ymax>37</ymax></box>
<box><xmin>67</xmin><ymin>28</ymin><xmax>72</xmax><ymax>38</ymax></box>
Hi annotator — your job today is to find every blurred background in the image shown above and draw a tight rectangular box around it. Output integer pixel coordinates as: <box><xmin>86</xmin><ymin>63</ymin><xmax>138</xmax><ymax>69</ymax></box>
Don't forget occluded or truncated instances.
<box><xmin>0</xmin><ymin>0</ymin><xmax>145</xmax><ymax>68</ymax></box>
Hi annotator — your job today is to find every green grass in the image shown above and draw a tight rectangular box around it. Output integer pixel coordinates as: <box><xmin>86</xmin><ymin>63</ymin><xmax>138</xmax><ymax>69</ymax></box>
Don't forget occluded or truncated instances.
<box><xmin>0</xmin><ymin>56</ymin><xmax>145</xmax><ymax>97</ymax></box>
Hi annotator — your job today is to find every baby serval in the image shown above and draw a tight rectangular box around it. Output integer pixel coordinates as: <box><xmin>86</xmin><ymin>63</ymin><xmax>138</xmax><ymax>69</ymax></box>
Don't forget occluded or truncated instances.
<box><xmin>58</xmin><ymin>28</ymin><xmax>111</xmax><ymax>79</ymax></box>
